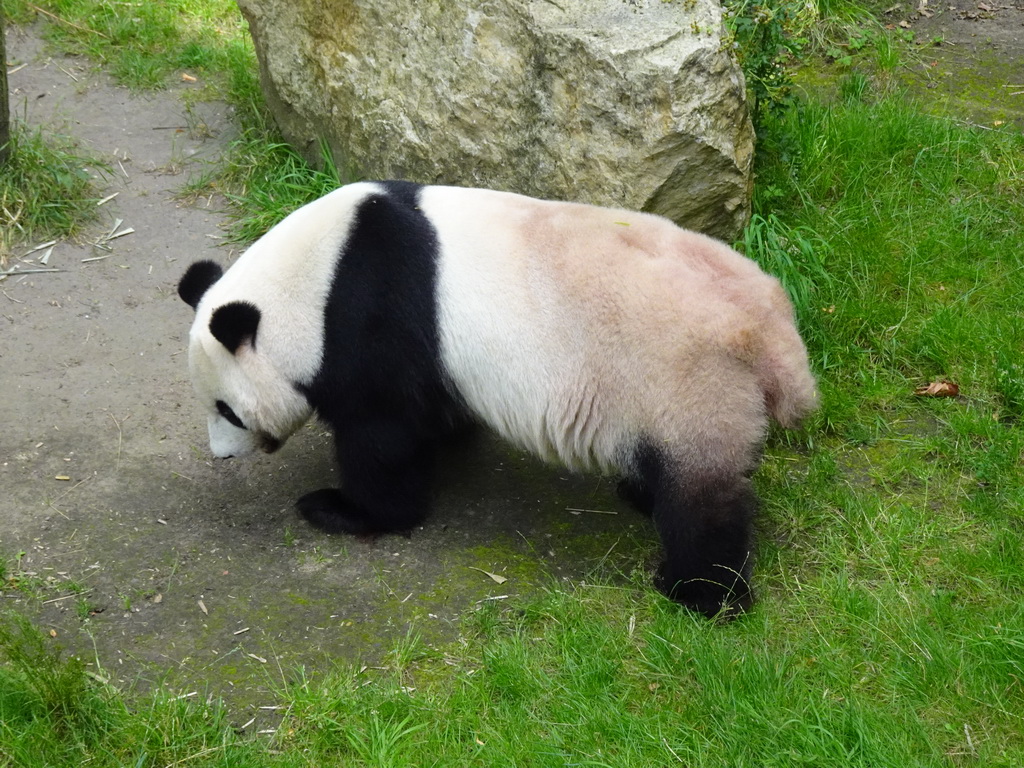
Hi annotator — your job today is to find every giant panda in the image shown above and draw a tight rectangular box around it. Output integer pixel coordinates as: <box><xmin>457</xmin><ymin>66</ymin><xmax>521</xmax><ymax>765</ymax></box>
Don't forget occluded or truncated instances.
<box><xmin>177</xmin><ymin>181</ymin><xmax>818</xmax><ymax>617</ymax></box>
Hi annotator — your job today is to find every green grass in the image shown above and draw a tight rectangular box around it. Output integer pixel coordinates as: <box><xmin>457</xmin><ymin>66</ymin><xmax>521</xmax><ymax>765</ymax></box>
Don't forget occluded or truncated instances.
<box><xmin>0</xmin><ymin>123</ymin><xmax>102</xmax><ymax>260</ymax></box>
<box><xmin>3</xmin><ymin>570</ymin><xmax>1023</xmax><ymax>766</ymax></box>
<box><xmin>7</xmin><ymin>0</ymin><xmax>346</xmax><ymax>241</ymax></box>
<box><xmin>3</xmin><ymin>3</ymin><xmax>1024</xmax><ymax>766</ymax></box>
<box><xmin>6</xmin><ymin>0</ymin><xmax>253</xmax><ymax>92</ymax></box>
<box><xmin>752</xmin><ymin>80</ymin><xmax>1024</xmax><ymax>433</ymax></box>
<box><xmin>0</xmin><ymin>612</ymin><xmax>267</xmax><ymax>767</ymax></box>
<box><xmin>181</xmin><ymin>133</ymin><xmax>346</xmax><ymax>244</ymax></box>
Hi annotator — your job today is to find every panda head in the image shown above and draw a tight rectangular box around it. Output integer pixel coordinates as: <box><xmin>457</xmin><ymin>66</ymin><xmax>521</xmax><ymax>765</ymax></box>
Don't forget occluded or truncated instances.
<box><xmin>178</xmin><ymin>260</ymin><xmax>314</xmax><ymax>459</ymax></box>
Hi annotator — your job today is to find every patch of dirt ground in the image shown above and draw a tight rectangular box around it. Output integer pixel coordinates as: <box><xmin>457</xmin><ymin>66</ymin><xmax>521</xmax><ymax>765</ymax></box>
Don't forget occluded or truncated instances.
<box><xmin>888</xmin><ymin>0</ymin><xmax>1024</xmax><ymax>127</ymax></box>
<box><xmin>0</xmin><ymin>23</ymin><xmax>651</xmax><ymax>725</ymax></box>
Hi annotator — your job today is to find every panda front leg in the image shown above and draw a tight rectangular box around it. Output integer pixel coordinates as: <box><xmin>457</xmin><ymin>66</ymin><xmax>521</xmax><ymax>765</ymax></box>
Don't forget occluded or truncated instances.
<box><xmin>297</xmin><ymin>421</ymin><xmax>435</xmax><ymax>537</ymax></box>
<box><xmin>633</xmin><ymin>448</ymin><xmax>757</xmax><ymax>618</ymax></box>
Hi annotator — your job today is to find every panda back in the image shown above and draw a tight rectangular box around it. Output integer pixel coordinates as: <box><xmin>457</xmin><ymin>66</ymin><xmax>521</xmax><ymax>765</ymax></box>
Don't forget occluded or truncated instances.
<box><xmin>422</xmin><ymin>186</ymin><xmax>782</xmax><ymax>474</ymax></box>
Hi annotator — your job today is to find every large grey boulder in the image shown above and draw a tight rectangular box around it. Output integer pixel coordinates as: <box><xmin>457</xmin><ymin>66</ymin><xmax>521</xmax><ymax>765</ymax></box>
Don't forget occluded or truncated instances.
<box><xmin>237</xmin><ymin>0</ymin><xmax>754</xmax><ymax>240</ymax></box>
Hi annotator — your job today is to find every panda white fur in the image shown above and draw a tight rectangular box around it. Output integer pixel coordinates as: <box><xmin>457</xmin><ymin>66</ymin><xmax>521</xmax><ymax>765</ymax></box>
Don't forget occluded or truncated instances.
<box><xmin>178</xmin><ymin>181</ymin><xmax>818</xmax><ymax>617</ymax></box>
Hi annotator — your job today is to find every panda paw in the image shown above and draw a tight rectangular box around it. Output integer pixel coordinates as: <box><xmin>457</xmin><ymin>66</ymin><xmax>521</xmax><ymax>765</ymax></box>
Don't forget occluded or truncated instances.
<box><xmin>654</xmin><ymin>562</ymin><xmax>754</xmax><ymax>621</ymax></box>
<box><xmin>296</xmin><ymin>488</ymin><xmax>389</xmax><ymax>536</ymax></box>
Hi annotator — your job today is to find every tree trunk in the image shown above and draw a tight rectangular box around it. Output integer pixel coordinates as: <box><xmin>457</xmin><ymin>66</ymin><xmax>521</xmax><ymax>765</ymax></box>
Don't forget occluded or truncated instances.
<box><xmin>0</xmin><ymin>6</ymin><xmax>10</xmax><ymax>167</ymax></box>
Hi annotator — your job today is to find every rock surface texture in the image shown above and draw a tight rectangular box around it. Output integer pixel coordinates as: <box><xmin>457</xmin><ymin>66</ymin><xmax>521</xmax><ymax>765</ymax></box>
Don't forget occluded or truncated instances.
<box><xmin>237</xmin><ymin>0</ymin><xmax>754</xmax><ymax>240</ymax></box>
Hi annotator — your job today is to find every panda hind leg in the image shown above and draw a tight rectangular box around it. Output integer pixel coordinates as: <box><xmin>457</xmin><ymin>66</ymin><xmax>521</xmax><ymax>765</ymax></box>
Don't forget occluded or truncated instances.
<box><xmin>616</xmin><ymin>476</ymin><xmax>655</xmax><ymax>517</ymax></box>
<box><xmin>632</xmin><ymin>443</ymin><xmax>757</xmax><ymax>619</ymax></box>
<box><xmin>297</xmin><ymin>421</ymin><xmax>435</xmax><ymax>537</ymax></box>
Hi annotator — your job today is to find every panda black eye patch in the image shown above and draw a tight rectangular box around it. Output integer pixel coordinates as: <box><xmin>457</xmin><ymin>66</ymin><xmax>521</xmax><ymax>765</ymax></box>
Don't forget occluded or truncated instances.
<box><xmin>215</xmin><ymin>400</ymin><xmax>247</xmax><ymax>430</ymax></box>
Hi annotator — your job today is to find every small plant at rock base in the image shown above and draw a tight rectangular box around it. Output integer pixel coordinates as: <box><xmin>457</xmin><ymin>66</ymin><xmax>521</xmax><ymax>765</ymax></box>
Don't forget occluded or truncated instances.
<box><xmin>723</xmin><ymin>0</ymin><xmax>814</xmax><ymax>127</ymax></box>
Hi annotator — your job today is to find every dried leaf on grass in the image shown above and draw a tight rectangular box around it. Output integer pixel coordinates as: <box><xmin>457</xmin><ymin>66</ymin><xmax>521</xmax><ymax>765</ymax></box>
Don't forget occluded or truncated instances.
<box><xmin>468</xmin><ymin>567</ymin><xmax>508</xmax><ymax>585</ymax></box>
<box><xmin>914</xmin><ymin>380</ymin><xmax>960</xmax><ymax>397</ymax></box>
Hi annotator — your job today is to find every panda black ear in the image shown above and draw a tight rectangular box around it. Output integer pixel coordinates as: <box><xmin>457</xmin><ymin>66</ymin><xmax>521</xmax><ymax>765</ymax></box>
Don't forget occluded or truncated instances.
<box><xmin>178</xmin><ymin>260</ymin><xmax>224</xmax><ymax>310</ymax></box>
<box><xmin>210</xmin><ymin>301</ymin><xmax>261</xmax><ymax>354</ymax></box>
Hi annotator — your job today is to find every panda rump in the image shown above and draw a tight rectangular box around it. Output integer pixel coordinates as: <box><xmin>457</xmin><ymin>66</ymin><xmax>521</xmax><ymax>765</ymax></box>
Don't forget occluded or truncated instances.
<box><xmin>178</xmin><ymin>181</ymin><xmax>818</xmax><ymax>618</ymax></box>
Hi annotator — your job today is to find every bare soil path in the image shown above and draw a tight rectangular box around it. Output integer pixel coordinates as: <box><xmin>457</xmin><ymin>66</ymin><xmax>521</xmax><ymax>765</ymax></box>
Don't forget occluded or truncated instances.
<box><xmin>894</xmin><ymin>0</ymin><xmax>1024</xmax><ymax>128</ymax></box>
<box><xmin>1</xmin><ymin>23</ymin><xmax>644</xmax><ymax>724</ymax></box>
